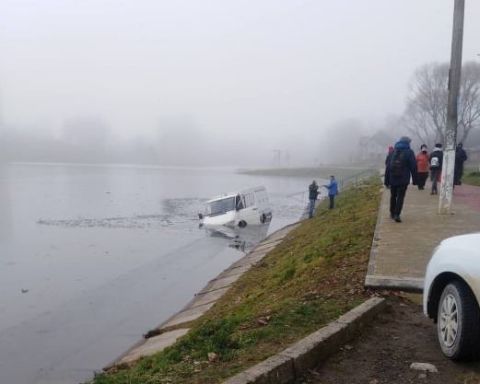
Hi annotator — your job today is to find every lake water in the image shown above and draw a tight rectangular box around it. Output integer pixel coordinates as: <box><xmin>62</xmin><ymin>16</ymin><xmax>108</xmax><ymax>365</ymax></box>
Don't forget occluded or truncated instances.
<box><xmin>0</xmin><ymin>163</ymin><xmax>318</xmax><ymax>384</ymax></box>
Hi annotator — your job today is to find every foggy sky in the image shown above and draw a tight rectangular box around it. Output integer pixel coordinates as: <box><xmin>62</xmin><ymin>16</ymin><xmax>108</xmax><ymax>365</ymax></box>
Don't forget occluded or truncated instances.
<box><xmin>1</xmin><ymin>1</ymin><xmax>480</xmax><ymax>166</ymax></box>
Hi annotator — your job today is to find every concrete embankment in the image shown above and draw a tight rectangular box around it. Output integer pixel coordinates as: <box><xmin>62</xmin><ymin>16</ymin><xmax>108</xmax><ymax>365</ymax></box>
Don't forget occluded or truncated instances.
<box><xmin>106</xmin><ymin>223</ymin><xmax>301</xmax><ymax>368</ymax></box>
<box><xmin>95</xmin><ymin>179</ymin><xmax>381</xmax><ymax>384</ymax></box>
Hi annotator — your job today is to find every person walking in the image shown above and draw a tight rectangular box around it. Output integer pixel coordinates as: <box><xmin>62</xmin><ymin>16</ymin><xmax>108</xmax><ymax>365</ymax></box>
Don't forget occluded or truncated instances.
<box><xmin>416</xmin><ymin>144</ymin><xmax>429</xmax><ymax>190</ymax></box>
<box><xmin>429</xmin><ymin>143</ymin><xmax>443</xmax><ymax>195</ymax></box>
<box><xmin>324</xmin><ymin>175</ymin><xmax>338</xmax><ymax>209</ymax></box>
<box><xmin>384</xmin><ymin>136</ymin><xmax>417</xmax><ymax>223</ymax></box>
<box><xmin>454</xmin><ymin>143</ymin><xmax>468</xmax><ymax>185</ymax></box>
<box><xmin>308</xmin><ymin>180</ymin><xmax>319</xmax><ymax>218</ymax></box>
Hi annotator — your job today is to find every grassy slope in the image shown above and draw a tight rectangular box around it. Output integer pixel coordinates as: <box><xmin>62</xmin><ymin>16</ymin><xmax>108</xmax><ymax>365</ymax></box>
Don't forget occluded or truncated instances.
<box><xmin>463</xmin><ymin>169</ymin><xmax>480</xmax><ymax>186</ymax></box>
<box><xmin>92</xmin><ymin>180</ymin><xmax>381</xmax><ymax>384</ymax></box>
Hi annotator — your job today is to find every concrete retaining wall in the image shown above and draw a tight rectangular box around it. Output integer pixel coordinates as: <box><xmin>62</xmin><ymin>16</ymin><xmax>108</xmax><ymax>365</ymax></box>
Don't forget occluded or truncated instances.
<box><xmin>223</xmin><ymin>297</ymin><xmax>386</xmax><ymax>384</ymax></box>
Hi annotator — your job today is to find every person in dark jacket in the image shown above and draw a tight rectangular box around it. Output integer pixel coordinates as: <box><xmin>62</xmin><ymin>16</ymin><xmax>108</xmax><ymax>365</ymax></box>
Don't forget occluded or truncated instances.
<box><xmin>308</xmin><ymin>180</ymin><xmax>319</xmax><ymax>218</ymax></box>
<box><xmin>384</xmin><ymin>136</ymin><xmax>417</xmax><ymax>223</ymax></box>
<box><xmin>429</xmin><ymin>143</ymin><xmax>443</xmax><ymax>195</ymax></box>
<box><xmin>454</xmin><ymin>143</ymin><xmax>468</xmax><ymax>185</ymax></box>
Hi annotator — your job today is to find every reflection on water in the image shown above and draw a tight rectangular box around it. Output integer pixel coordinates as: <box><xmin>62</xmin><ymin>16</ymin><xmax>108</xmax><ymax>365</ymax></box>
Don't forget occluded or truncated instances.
<box><xmin>205</xmin><ymin>222</ymin><xmax>270</xmax><ymax>253</ymax></box>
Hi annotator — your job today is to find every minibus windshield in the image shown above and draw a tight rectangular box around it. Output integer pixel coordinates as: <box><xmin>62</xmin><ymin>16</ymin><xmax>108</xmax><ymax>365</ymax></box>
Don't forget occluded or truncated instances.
<box><xmin>206</xmin><ymin>197</ymin><xmax>235</xmax><ymax>216</ymax></box>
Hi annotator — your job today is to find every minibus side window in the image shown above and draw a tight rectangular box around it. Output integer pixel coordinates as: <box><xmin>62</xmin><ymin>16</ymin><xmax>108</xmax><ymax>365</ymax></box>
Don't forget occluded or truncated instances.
<box><xmin>244</xmin><ymin>193</ymin><xmax>255</xmax><ymax>207</ymax></box>
<box><xmin>236</xmin><ymin>195</ymin><xmax>244</xmax><ymax>210</ymax></box>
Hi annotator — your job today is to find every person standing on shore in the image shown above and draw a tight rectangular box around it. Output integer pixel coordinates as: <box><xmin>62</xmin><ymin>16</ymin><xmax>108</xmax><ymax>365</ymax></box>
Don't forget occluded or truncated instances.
<box><xmin>454</xmin><ymin>143</ymin><xmax>468</xmax><ymax>185</ymax></box>
<box><xmin>384</xmin><ymin>136</ymin><xmax>417</xmax><ymax>223</ymax></box>
<box><xmin>324</xmin><ymin>175</ymin><xmax>338</xmax><ymax>209</ymax></box>
<box><xmin>429</xmin><ymin>143</ymin><xmax>443</xmax><ymax>195</ymax></box>
<box><xmin>416</xmin><ymin>144</ymin><xmax>429</xmax><ymax>190</ymax></box>
<box><xmin>308</xmin><ymin>180</ymin><xmax>319</xmax><ymax>218</ymax></box>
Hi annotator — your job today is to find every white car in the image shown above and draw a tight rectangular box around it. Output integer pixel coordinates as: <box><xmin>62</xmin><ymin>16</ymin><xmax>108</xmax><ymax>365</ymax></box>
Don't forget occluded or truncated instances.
<box><xmin>424</xmin><ymin>233</ymin><xmax>480</xmax><ymax>360</ymax></box>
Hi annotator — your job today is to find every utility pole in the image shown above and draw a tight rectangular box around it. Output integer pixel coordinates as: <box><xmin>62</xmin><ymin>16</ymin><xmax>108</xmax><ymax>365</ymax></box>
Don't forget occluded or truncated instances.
<box><xmin>439</xmin><ymin>0</ymin><xmax>465</xmax><ymax>214</ymax></box>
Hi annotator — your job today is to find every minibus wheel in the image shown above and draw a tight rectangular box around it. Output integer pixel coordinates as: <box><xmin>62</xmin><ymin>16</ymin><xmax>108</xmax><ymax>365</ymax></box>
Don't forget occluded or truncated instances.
<box><xmin>238</xmin><ymin>220</ymin><xmax>247</xmax><ymax>228</ymax></box>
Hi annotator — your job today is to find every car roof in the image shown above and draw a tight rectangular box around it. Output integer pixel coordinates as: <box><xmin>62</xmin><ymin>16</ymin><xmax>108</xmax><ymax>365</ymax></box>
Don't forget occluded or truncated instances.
<box><xmin>206</xmin><ymin>186</ymin><xmax>266</xmax><ymax>203</ymax></box>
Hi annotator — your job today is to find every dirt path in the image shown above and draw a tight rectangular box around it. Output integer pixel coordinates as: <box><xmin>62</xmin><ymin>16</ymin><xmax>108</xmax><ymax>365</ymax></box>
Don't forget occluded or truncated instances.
<box><xmin>299</xmin><ymin>295</ymin><xmax>480</xmax><ymax>384</ymax></box>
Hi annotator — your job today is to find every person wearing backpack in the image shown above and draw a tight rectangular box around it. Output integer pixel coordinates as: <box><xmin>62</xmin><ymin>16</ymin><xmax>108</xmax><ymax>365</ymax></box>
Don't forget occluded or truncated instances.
<box><xmin>384</xmin><ymin>136</ymin><xmax>417</xmax><ymax>223</ymax></box>
<box><xmin>429</xmin><ymin>143</ymin><xmax>443</xmax><ymax>195</ymax></box>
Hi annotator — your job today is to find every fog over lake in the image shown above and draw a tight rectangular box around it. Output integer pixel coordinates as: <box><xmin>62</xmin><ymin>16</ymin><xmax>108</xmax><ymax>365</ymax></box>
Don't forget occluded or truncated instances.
<box><xmin>1</xmin><ymin>1</ymin><xmax>480</xmax><ymax>167</ymax></box>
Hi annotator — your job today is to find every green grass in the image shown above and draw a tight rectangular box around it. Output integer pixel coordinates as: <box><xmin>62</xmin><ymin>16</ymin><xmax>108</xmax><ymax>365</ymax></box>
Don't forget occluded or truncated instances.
<box><xmin>463</xmin><ymin>169</ymin><xmax>480</xmax><ymax>186</ymax></box>
<box><xmin>92</xmin><ymin>179</ymin><xmax>382</xmax><ymax>384</ymax></box>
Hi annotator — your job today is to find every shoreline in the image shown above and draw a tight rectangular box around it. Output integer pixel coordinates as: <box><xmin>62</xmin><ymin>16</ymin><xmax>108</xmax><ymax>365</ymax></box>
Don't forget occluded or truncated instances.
<box><xmin>92</xmin><ymin>178</ymin><xmax>381</xmax><ymax>384</ymax></box>
<box><xmin>104</xmin><ymin>222</ymin><xmax>302</xmax><ymax>370</ymax></box>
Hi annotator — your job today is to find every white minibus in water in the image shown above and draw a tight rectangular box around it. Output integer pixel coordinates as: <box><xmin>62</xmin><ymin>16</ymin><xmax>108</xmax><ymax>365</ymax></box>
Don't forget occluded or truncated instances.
<box><xmin>199</xmin><ymin>186</ymin><xmax>272</xmax><ymax>228</ymax></box>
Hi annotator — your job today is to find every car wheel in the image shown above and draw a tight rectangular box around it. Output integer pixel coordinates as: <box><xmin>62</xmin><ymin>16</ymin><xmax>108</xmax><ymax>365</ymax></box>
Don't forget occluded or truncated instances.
<box><xmin>238</xmin><ymin>220</ymin><xmax>247</xmax><ymax>228</ymax></box>
<box><xmin>437</xmin><ymin>281</ymin><xmax>480</xmax><ymax>360</ymax></box>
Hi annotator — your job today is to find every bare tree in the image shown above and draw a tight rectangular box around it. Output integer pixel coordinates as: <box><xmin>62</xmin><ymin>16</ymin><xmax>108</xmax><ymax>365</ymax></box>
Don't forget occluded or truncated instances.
<box><xmin>402</xmin><ymin>62</ymin><xmax>480</xmax><ymax>147</ymax></box>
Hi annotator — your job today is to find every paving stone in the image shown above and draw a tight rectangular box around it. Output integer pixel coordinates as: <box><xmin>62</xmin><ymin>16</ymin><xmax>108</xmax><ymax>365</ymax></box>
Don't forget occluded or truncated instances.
<box><xmin>230</xmin><ymin>253</ymin><xmax>267</xmax><ymax>269</ymax></box>
<box><xmin>217</xmin><ymin>265</ymin><xmax>252</xmax><ymax>279</ymax></box>
<box><xmin>200</xmin><ymin>274</ymin><xmax>242</xmax><ymax>293</ymax></box>
<box><xmin>224</xmin><ymin>353</ymin><xmax>294</xmax><ymax>384</ymax></box>
<box><xmin>336</xmin><ymin>297</ymin><xmax>386</xmax><ymax>337</ymax></box>
<box><xmin>161</xmin><ymin>302</ymin><xmax>215</xmax><ymax>328</ymax></box>
<box><xmin>280</xmin><ymin>321</ymin><xmax>349</xmax><ymax>375</ymax></box>
<box><xmin>366</xmin><ymin>184</ymin><xmax>480</xmax><ymax>290</ymax></box>
<box><xmin>191</xmin><ymin>287</ymin><xmax>230</xmax><ymax>307</ymax></box>
<box><xmin>253</xmin><ymin>241</ymin><xmax>283</xmax><ymax>253</ymax></box>
<box><xmin>119</xmin><ymin>328</ymin><xmax>190</xmax><ymax>364</ymax></box>
<box><xmin>222</xmin><ymin>372</ymin><xmax>256</xmax><ymax>384</ymax></box>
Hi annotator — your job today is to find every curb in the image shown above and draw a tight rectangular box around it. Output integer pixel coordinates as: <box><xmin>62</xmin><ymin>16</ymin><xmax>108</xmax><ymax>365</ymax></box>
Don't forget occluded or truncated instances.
<box><xmin>365</xmin><ymin>275</ymin><xmax>424</xmax><ymax>292</ymax></box>
<box><xmin>365</xmin><ymin>186</ymin><xmax>386</xmax><ymax>280</ymax></box>
<box><xmin>223</xmin><ymin>297</ymin><xmax>386</xmax><ymax>384</ymax></box>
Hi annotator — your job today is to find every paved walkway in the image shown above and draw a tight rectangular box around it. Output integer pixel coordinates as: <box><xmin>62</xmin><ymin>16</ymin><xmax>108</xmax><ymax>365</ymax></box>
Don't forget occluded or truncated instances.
<box><xmin>365</xmin><ymin>183</ymin><xmax>480</xmax><ymax>291</ymax></box>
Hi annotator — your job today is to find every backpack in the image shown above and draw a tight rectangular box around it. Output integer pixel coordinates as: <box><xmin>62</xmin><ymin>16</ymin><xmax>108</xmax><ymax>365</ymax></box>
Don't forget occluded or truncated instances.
<box><xmin>390</xmin><ymin>150</ymin><xmax>406</xmax><ymax>177</ymax></box>
<box><xmin>430</xmin><ymin>155</ymin><xmax>440</xmax><ymax>168</ymax></box>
